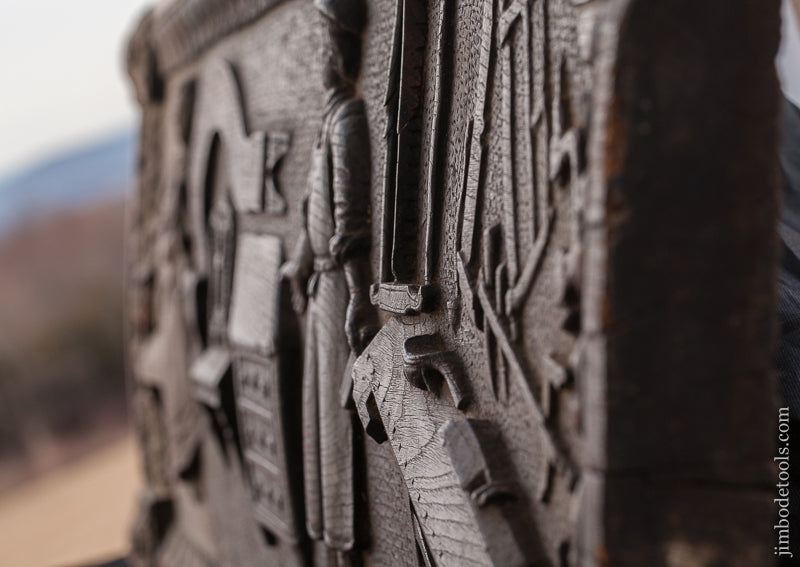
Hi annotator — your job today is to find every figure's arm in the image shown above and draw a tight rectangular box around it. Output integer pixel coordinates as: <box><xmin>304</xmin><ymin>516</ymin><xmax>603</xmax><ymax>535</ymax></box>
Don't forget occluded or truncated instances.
<box><xmin>287</xmin><ymin>204</ymin><xmax>314</xmax><ymax>277</ymax></box>
<box><xmin>281</xmin><ymin>196</ymin><xmax>314</xmax><ymax>314</ymax></box>
<box><xmin>330</xmin><ymin>99</ymin><xmax>377</xmax><ymax>352</ymax></box>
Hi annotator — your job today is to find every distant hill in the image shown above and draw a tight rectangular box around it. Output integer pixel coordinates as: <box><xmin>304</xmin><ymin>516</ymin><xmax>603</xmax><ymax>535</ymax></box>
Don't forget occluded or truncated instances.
<box><xmin>0</xmin><ymin>128</ymin><xmax>136</xmax><ymax>234</ymax></box>
<box><xmin>0</xmin><ymin>199</ymin><xmax>128</xmax><ymax>489</ymax></box>
<box><xmin>0</xmin><ymin>128</ymin><xmax>135</xmax><ymax>488</ymax></box>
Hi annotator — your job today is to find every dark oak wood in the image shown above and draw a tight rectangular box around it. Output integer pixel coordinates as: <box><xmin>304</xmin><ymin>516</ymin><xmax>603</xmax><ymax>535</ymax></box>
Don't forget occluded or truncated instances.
<box><xmin>125</xmin><ymin>1</ymin><xmax>782</xmax><ymax>565</ymax></box>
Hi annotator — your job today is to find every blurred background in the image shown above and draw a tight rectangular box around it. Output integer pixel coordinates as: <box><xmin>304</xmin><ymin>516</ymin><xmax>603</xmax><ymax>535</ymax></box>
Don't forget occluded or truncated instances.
<box><xmin>0</xmin><ymin>2</ymin><xmax>795</xmax><ymax>567</ymax></box>
<box><xmin>0</xmin><ymin>2</ymin><xmax>153</xmax><ymax>565</ymax></box>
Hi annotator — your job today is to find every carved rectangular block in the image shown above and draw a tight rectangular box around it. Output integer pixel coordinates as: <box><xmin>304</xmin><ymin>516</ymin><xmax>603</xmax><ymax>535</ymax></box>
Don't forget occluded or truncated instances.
<box><xmin>227</xmin><ymin>233</ymin><xmax>282</xmax><ymax>356</ymax></box>
<box><xmin>233</xmin><ymin>353</ymin><xmax>299</xmax><ymax>543</ymax></box>
<box><xmin>190</xmin><ymin>346</ymin><xmax>232</xmax><ymax>409</ymax></box>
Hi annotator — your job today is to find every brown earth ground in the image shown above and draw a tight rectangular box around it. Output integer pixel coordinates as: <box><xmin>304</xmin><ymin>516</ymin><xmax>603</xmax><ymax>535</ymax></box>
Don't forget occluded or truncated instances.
<box><xmin>0</xmin><ymin>433</ymin><xmax>141</xmax><ymax>567</ymax></box>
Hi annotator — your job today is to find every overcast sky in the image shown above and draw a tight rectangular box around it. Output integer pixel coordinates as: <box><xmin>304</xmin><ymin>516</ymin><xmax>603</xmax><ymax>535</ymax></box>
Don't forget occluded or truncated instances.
<box><xmin>0</xmin><ymin>1</ymin><xmax>154</xmax><ymax>179</ymax></box>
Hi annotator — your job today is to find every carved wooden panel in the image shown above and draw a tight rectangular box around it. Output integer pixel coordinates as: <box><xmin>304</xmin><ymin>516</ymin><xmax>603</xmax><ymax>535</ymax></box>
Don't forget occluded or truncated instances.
<box><xmin>126</xmin><ymin>1</ymin><xmax>781</xmax><ymax>566</ymax></box>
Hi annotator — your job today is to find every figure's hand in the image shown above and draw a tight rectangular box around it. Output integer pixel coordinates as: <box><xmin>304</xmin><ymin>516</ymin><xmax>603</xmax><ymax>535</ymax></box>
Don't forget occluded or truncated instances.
<box><xmin>280</xmin><ymin>260</ymin><xmax>307</xmax><ymax>315</ymax></box>
<box><xmin>345</xmin><ymin>291</ymin><xmax>377</xmax><ymax>355</ymax></box>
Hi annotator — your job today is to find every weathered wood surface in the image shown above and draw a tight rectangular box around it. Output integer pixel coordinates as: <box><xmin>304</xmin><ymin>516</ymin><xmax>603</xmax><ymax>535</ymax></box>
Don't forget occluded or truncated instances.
<box><xmin>125</xmin><ymin>0</ymin><xmax>782</xmax><ymax>565</ymax></box>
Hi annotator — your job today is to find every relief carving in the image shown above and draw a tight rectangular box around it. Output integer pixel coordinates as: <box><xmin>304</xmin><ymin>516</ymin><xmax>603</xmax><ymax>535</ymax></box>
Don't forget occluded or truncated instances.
<box><xmin>352</xmin><ymin>318</ymin><xmax>506</xmax><ymax>567</ymax></box>
<box><xmin>126</xmin><ymin>0</ymin><xmax>781</xmax><ymax>565</ymax></box>
<box><xmin>279</xmin><ymin>0</ymin><xmax>377</xmax><ymax>561</ymax></box>
<box><xmin>229</xmin><ymin>234</ymin><xmax>302</xmax><ymax>543</ymax></box>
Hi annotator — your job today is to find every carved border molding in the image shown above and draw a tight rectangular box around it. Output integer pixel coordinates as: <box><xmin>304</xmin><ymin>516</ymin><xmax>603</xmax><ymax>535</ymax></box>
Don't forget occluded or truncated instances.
<box><xmin>152</xmin><ymin>0</ymin><xmax>287</xmax><ymax>73</ymax></box>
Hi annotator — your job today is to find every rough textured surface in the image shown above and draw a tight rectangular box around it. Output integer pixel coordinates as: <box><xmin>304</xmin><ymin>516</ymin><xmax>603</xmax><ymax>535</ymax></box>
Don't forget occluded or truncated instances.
<box><xmin>601</xmin><ymin>2</ymin><xmax>782</xmax><ymax>564</ymax></box>
<box><xmin>125</xmin><ymin>1</ymin><xmax>782</xmax><ymax>565</ymax></box>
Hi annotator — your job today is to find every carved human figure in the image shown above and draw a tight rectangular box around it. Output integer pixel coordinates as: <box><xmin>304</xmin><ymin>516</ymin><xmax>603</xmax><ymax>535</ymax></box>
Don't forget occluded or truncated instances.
<box><xmin>280</xmin><ymin>0</ymin><xmax>374</xmax><ymax>562</ymax></box>
<box><xmin>208</xmin><ymin>194</ymin><xmax>235</xmax><ymax>341</ymax></box>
